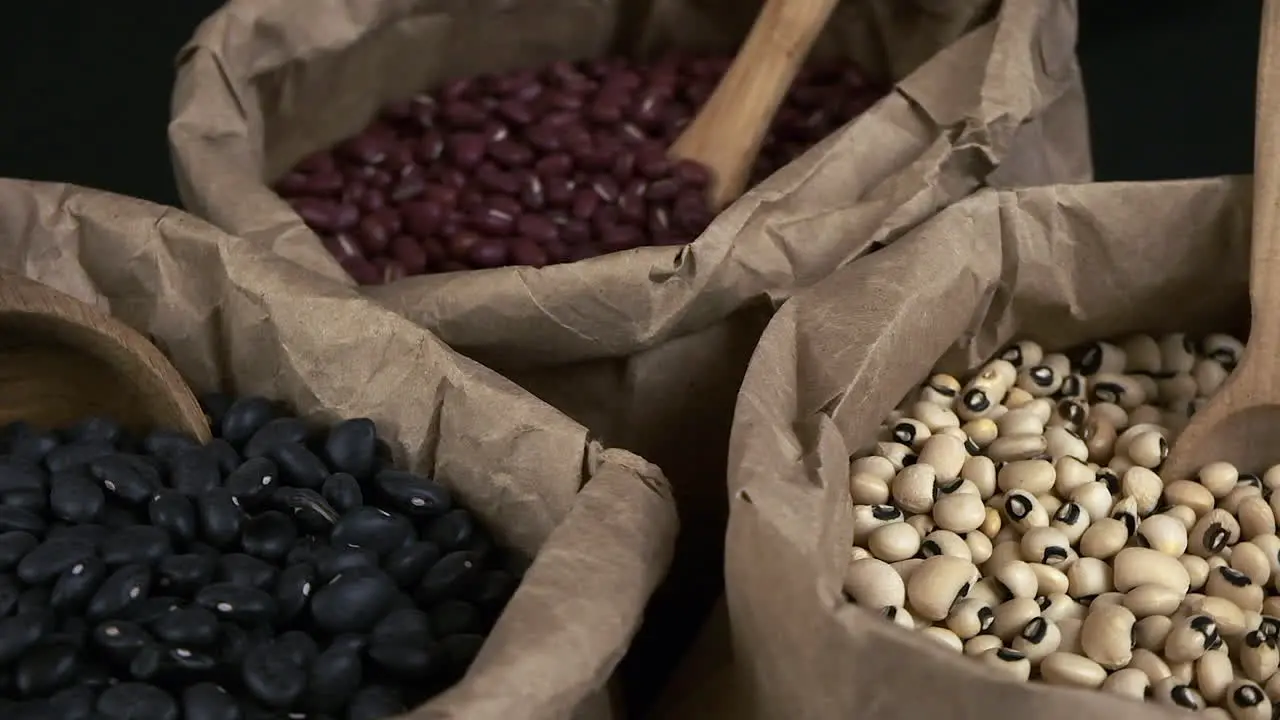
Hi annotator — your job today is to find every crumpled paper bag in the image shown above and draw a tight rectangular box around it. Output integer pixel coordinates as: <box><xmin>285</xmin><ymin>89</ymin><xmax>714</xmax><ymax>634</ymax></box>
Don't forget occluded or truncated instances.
<box><xmin>168</xmin><ymin>0</ymin><xmax>1090</xmax><ymax>701</ymax></box>
<box><xmin>724</xmin><ymin>176</ymin><xmax>1251</xmax><ymax>719</ymax></box>
<box><xmin>0</xmin><ymin>178</ymin><xmax>678</xmax><ymax>720</ymax></box>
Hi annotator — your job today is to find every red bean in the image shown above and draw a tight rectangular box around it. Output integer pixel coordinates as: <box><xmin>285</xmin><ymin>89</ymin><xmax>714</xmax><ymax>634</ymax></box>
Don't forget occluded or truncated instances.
<box><xmin>356</xmin><ymin>215</ymin><xmax>392</xmax><ymax>255</ymax></box>
<box><xmin>389</xmin><ymin>236</ymin><xmax>428</xmax><ymax>275</ymax></box>
<box><xmin>516</xmin><ymin>215</ymin><xmax>557</xmax><ymax>244</ymax></box>
<box><xmin>509</xmin><ymin>238</ymin><xmax>548</xmax><ymax>268</ymax></box>
<box><xmin>488</xmin><ymin>140</ymin><xmax>534</xmax><ymax>168</ymax></box>
<box><xmin>446</xmin><ymin>134</ymin><xmax>487</xmax><ymax>168</ymax></box>
<box><xmin>468</xmin><ymin>238</ymin><xmax>508</xmax><ymax>268</ymax></box>
<box><xmin>401</xmin><ymin>201</ymin><xmax>444</xmax><ymax>237</ymax></box>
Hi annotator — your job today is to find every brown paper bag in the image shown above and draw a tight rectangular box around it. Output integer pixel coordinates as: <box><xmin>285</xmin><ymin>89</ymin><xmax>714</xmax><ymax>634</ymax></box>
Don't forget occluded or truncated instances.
<box><xmin>0</xmin><ymin>178</ymin><xmax>678</xmax><ymax>720</ymax></box>
<box><xmin>723</xmin><ymin>176</ymin><xmax>1252</xmax><ymax>718</ymax></box>
<box><xmin>168</xmin><ymin>0</ymin><xmax>1089</xmax><ymax>698</ymax></box>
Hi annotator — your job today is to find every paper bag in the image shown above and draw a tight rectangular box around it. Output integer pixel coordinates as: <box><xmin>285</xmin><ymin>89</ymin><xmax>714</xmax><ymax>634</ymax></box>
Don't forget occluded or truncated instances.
<box><xmin>723</xmin><ymin>176</ymin><xmax>1251</xmax><ymax>718</ymax></box>
<box><xmin>0</xmin><ymin>179</ymin><xmax>678</xmax><ymax>720</ymax></box>
<box><xmin>168</xmin><ymin>0</ymin><xmax>1089</xmax><ymax>698</ymax></box>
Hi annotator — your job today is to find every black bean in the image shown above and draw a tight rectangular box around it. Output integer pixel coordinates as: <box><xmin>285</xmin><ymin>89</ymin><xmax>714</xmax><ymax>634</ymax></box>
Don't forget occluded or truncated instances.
<box><xmin>18</xmin><ymin>537</ymin><xmax>96</xmax><ymax>583</ymax></box>
<box><xmin>128</xmin><ymin>644</ymin><xmax>163</xmax><ymax>680</ymax></box>
<box><xmin>53</xmin><ymin>616</ymin><xmax>90</xmax><ymax>649</ymax></box>
<box><xmin>332</xmin><ymin>506</ymin><xmax>414</xmax><ymax>556</ymax></box>
<box><xmin>243</xmin><ymin>418</ymin><xmax>309</xmax><ymax>459</ymax></box>
<box><xmin>195</xmin><ymin>583</ymin><xmax>277</xmax><ymax>625</ymax></box>
<box><xmin>315</xmin><ymin>547</ymin><xmax>379</xmax><ymax>582</ymax></box>
<box><xmin>156</xmin><ymin>554</ymin><xmax>216</xmax><ymax>595</ymax></box>
<box><xmin>49</xmin><ymin>470</ymin><xmax>106</xmax><ymax>523</ymax></box>
<box><xmin>274</xmin><ymin>563</ymin><xmax>316</xmax><ymax>624</ymax></box>
<box><xmin>284</xmin><ymin>536</ymin><xmax>323</xmax><ymax>565</ymax></box>
<box><xmin>181</xmin><ymin>682</ymin><xmax>241</xmax><ymax>720</ymax></box>
<box><xmin>440</xmin><ymin>633</ymin><xmax>485</xmax><ymax>674</ymax></box>
<box><xmin>17</xmin><ymin>585</ymin><xmax>51</xmax><ymax>615</ymax></box>
<box><xmin>367</xmin><ymin>637</ymin><xmax>438</xmax><ymax>680</ymax></box>
<box><xmin>196</xmin><ymin>489</ymin><xmax>243</xmax><ymax>548</ymax></box>
<box><xmin>100</xmin><ymin>525</ymin><xmax>172</xmax><ymax>567</ymax></box>
<box><xmin>345</xmin><ymin>685</ymin><xmax>406</xmax><ymax>720</ymax></box>
<box><xmin>45</xmin><ymin>441</ymin><xmax>114</xmax><ymax>473</ymax></box>
<box><xmin>162</xmin><ymin>646</ymin><xmax>218</xmax><ymax>675</ymax></box>
<box><xmin>80</xmin><ymin>661</ymin><xmax>114</xmax><ymax>689</ymax></box>
<box><xmin>0</xmin><ymin>458</ymin><xmax>46</xmax><ymax>493</ymax></box>
<box><xmin>269</xmin><ymin>442</ymin><xmax>329</xmax><ymax>489</ymax></box>
<box><xmin>473</xmin><ymin>569</ymin><xmax>516</xmax><ymax>612</ymax></box>
<box><xmin>424</xmin><ymin>508</ymin><xmax>474</xmax><ymax>551</ymax></box>
<box><xmin>47</xmin><ymin>523</ymin><xmax>109</xmax><ymax>544</ymax></box>
<box><xmin>220</xmin><ymin>397</ymin><xmax>275</xmax><ymax>447</ymax></box>
<box><xmin>416</xmin><ymin>551</ymin><xmax>481</xmax><ymax>604</ymax></box>
<box><xmin>275</xmin><ymin>630</ymin><xmax>319</xmax><ymax>666</ymax></box>
<box><xmin>239</xmin><ymin>511</ymin><xmax>297</xmax><ymax>562</ymax></box>
<box><xmin>241</xmin><ymin>644</ymin><xmax>306</xmax><ymax>708</ymax></box>
<box><xmin>372</xmin><ymin>607</ymin><xmax>433</xmax><ymax>646</ymax></box>
<box><xmin>216</xmin><ymin>623</ymin><xmax>251</xmax><ymax>667</ymax></box>
<box><xmin>206</xmin><ymin>439</ymin><xmax>241</xmax><ymax>477</ymax></box>
<box><xmin>321</xmin><ymin>472</ymin><xmax>363</xmax><ymax>514</ymax></box>
<box><xmin>87</xmin><ymin>563</ymin><xmax>152</xmax><ymax>620</ymax></box>
<box><xmin>383</xmin><ymin>541</ymin><xmax>441</xmax><ymax>588</ymax></box>
<box><xmin>95</xmin><ymin>681</ymin><xmax>179</xmax><ymax>720</ymax></box>
<box><xmin>305</xmin><ymin>644</ymin><xmax>362</xmax><ymax>712</ymax></box>
<box><xmin>329</xmin><ymin>633</ymin><xmax>368</xmax><ymax>655</ymax></box>
<box><xmin>310</xmin><ymin>567</ymin><xmax>398</xmax><ymax>634</ymax></box>
<box><xmin>142</xmin><ymin>430</ymin><xmax>201</xmax><ymax>461</ymax></box>
<box><xmin>15</xmin><ymin>641</ymin><xmax>80</xmax><ymax>696</ymax></box>
<box><xmin>324</xmin><ymin>418</ymin><xmax>377</xmax><ymax>480</ymax></box>
<box><xmin>150</xmin><ymin>606</ymin><xmax>220</xmax><ymax>646</ymax></box>
<box><xmin>89</xmin><ymin>455</ymin><xmax>159</xmax><ymax>504</ymax></box>
<box><xmin>0</xmin><ymin>507</ymin><xmax>46</xmax><ymax>536</ymax></box>
<box><xmin>50</xmin><ymin>557</ymin><xmax>108</xmax><ymax>612</ymax></box>
<box><xmin>9</xmin><ymin>429</ymin><xmax>59</xmax><ymax>464</ymax></box>
<box><xmin>374</xmin><ymin>469</ymin><xmax>451</xmax><ymax>516</ymax></box>
<box><xmin>224</xmin><ymin>458</ymin><xmax>279</xmax><ymax>507</ymax></box>
<box><xmin>99</xmin><ymin>503</ymin><xmax>144</xmax><ymax>529</ymax></box>
<box><xmin>0</xmin><ymin>612</ymin><xmax>49</xmax><ymax>663</ymax></box>
<box><xmin>0</xmin><ymin>530</ymin><xmax>37</xmax><ymax>570</ymax></box>
<box><xmin>270</xmin><ymin>487</ymin><xmax>338</xmax><ymax>532</ymax></box>
<box><xmin>0</xmin><ymin>572</ymin><xmax>19</xmax><ymax>616</ymax></box>
<box><xmin>2</xmin><ymin>489</ymin><xmax>46</xmax><ymax>514</ymax></box>
<box><xmin>148</xmin><ymin>490</ymin><xmax>197</xmax><ymax>544</ymax></box>
<box><xmin>47</xmin><ymin>684</ymin><xmax>97</xmax><ymax>720</ymax></box>
<box><xmin>217</xmin><ymin>553</ymin><xmax>276</xmax><ymax>590</ymax></box>
<box><xmin>169</xmin><ymin>449</ymin><xmax>222</xmax><ymax>498</ymax></box>
<box><xmin>198</xmin><ymin>393</ymin><xmax>233</xmax><ymax>430</ymax></box>
<box><xmin>123</xmin><ymin>596</ymin><xmax>182</xmax><ymax>625</ymax></box>
<box><xmin>431</xmin><ymin>599</ymin><xmax>480</xmax><ymax>635</ymax></box>
<box><xmin>67</xmin><ymin>416</ymin><xmax>123</xmax><ymax>445</ymax></box>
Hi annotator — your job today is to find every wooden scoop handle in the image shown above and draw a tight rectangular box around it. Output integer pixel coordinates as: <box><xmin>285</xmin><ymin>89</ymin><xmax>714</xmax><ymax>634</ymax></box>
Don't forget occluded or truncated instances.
<box><xmin>1251</xmin><ymin>0</ymin><xmax>1280</xmax><ymax>361</ymax></box>
<box><xmin>667</xmin><ymin>0</ymin><xmax>840</xmax><ymax>211</ymax></box>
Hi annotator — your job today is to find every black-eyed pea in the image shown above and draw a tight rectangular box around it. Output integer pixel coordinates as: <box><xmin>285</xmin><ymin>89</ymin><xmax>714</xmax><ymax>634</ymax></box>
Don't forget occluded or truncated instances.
<box><xmin>1158</xmin><ymin>333</ymin><xmax>1197</xmax><ymax>374</ymax></box>
<box><xmin>1067</xmin><ymin>557</ymin><xmax>1114</xmax><ymax>601</ymax></box>
<box><xmin>958</xmin><ymin>386</ymin><xmax>1006</xmax><ymax>424</ymax></box>
<box><xmin>1043</xmin><ymin>426</ymin><xmax>1089</xmax><ymax>463</ymax></box>
<box><xmin>997</xmin><ymin>459</ymin><xmax>1055</xmax><ymax>495</ymax></box>
<box><xmin>1181</xmin><ymin>554</ymin><xmax>1211</xmax><ymax>591</ymax></box>
<box><xmin>1031</xmin><ymin>563</ymin><xmax>1070</xmax><ymax>597</ymax></box>
<box><xmin>1069</xmin><ymin>340</ymin><xmax>1127</xmax><ymax>376</ymax></box>
<box><xmin>1038</xmin><ymin>651</ymin><xmax>1107</xmax><ymax>689</ymax></box>
<box><xmin>1080</xmin><ymin>603</ymin><xmax>1137</xmax><ymax>669</ymax></box>
<box><xmin>887</xmin><ymin>419</ymin><xmax>932</xmax><ymax>449</ymax></box>
<box><xmin>844</xmin><ymin>558</ymin><xmax>907</xmax><ymax>608</ymax></box>
<box><xmin>1193</xmin><ymin>357</ymin><xmax>1230</xmax><ymax>397</ymax></box>
<box><xmin>1020</xmin><ymin>527</ymin><xmax>1073</xmax><ymax>569</ymax></box>
<box><xmin>1202</xmin><ymin>333</ymin><xmax>1244</xmax><ymax>369</ymax></box>
<box><xmin>906</xmin><ymin>515</ymin><xmax>935</xmax><ymax>538</ymax></box>
<box><xmin>1200</xmin><ymin>461</ymin><xmax>1242</xmax><ymax>500</ymax></box>
<box><xmin>980</xmin><ymin>540</ymin><xmax>1023</xmax><ymax>577</ymax></box>
<box><xmin>1164</xmin><ymin>504</ymin><xmax>1198</xmax><ymax>531</ymax></box>
<box><xmin>1123</xmin><ymin>584</ymin><xmax>1186</xmax><ymax>619</ymax></box>
<box><xmin>976</xmin><ymin>647</ymin><xmax>1032</xmax><ymax>682</ymax></box>
<box><xmin>1225</xmin><ymin>680</ymin><xmax>1273</xmax><ymax>720</ymax></box>
<box><xmin>992</xmin><ymin>560</ymin><xmax>1039</xmax><ymax>599</ymax></box>
<box><xmin>1195</xmin><ymin>648</ymin><xmax>1236</xmax><ymax>705</ymax></box>
<box><xmin>917</xmin><ymin>434</ymin><xmax>968</xmax><ymax>480</ymax></box>
<box><xmin>1168</xmin><ymin>662</ymin><xmax>1193</xmax><ymax>685</ymax></box>
<box><xmin>1254</xmin><ymin>613</ymin><xmax>1280</xmax><ymax>640</ymax></box>
<box><xmin>1051</xmin><ymin>501</ymin><xmax>1092</xmax><ymax>544</ymax></box>
<box><xmin>1189</xmin><ymin>509</ymin><xmax>1242</xmax><ymax>557</ymax></box>
<box><xmin>1221</xmin><ymin>484</ymin><xmax>1265</xmax><ymax>516</ymax></box>
<box><xmin>963</xmin><ymin>634</ymin><xmax>1003</xmax><ymax>657</ymax></box>
<box><xmin>967</xmin><ymin>577</ymin><xmax>1007</xmax><ymax>609</ymax></box>
<box><xmin>1137</xmin><ymin>513</ymin><xmax>1189</xmax><ymax>556</ymax></box>
<box><xmin>1151</xmin><ymin>676</ymin><xmax>1206</xmax><ymax>711</ymax></box>
<box><xmin>995</xmin><ymin>407</ymin><xmax>1045</xmax><ymax>438</ymax></box>
<box><xmin>1239</xmin><ymin>496</ymin><xmax>1278</xmax><ymax>540</ymax></box>
<box><xmin>961</xmin><ymin>456</ymin><xmax>998</xmax><ymax>501</ymax></box>
<box><xmin>1240</xmin><ymin>630</ymin><xmax>1280</xmax><ymax>684</ymax></box>
<box><xmin>1109</xmin><ymin>496</ymin><xmax>1141</xmax><ymax>539</ymax></box>
<box><xmin>1005</xmin><ymin>387</ymin><xmax>1036</xmax><ymax>408</ymax></box>
<box><xmin>850</xmin><ymin>546</ymin><xmax>873</xmax><ymax>563</ymax></box>
<box><xmin>1069</xmin><ymin>482</ymin><xmax>1114</xmax><ymax>526</ymax></box>
<box><xmin>850</xmin><ymin>456</ymin><xmax>896</xmax><ymax>489</ymax></box>
<box><xmin>1038</xmin><ymin>493</ymin><xmax>1064</xmax><ymax>518</ymax></box>
<box><xmin>890</xmin><ymin>558</ymin><xmax>925</xmax><ymax>583</ymax></box>
<box><xmin>1124</xmin><ymin>432</ymin><xmax>1170</xmax><ymax>472</ymax></box>
<box><xmin>1058</xmin><ymin>373</ymin><xmax>1088</xmax><ymax>403</ymax></box>
<box><xmin>932</xmin><ymin>493</ymin><xmax>986</xmax><ymax>535</ymax></box>
<box><xmin>853</xmin><ymin>504</ymin><xmax>905</xmax><ymax>545</ymax></box>
<box><xmin>1264</xmin><ymin>464</ymin><xmax>1280</xmax><ymax>493</ymax></box>
<box><xmin>880</xmin><ymin>604</ymin><xmax>915</xmax><ymax>630</ymax></box>
<box><xmin>1089</xmin><ymin>373</ymin><xmax>1147</xmax><ymax>409</ymax></box>
<box><xmin>1094</xmin><ymin>466</ymin><xmax>1122</xmax><ymax>494</ymax></box>
<box><xmin>1113</xmin><ymin>547</ymin><xmax>1193</xmax><ymax>594</ymax></box>
<box><xmin>964</xmin><ymin>532</ymin><xmax>993</xmax><ymax>565</ymax></box>
<box><xmin>911</xmin><ymin>402</ymin><xmax>962</xmax><ymax>434</ymax></box>
<box><xmin>1128</xmin><ymin>404</ymin><xmax>1164</xmax><ymax>427</ymax></box>
<box><xmin>1269</xmin><ymin>494</ymin><xmax>1280</xmax><ymax>532</ymax></box>
<box><xmin>992</xmin><ymin>525</ymin><xmax>1019</xmax><ymax>545</ymax></box>
<box><xmin>1078</xmin><ymin>518</ymin><xmax>1130</xmax><ymax>560</ymax></box>
<box><xmin>920</xmin><ymin>626</ymin><xmax>964</xmax><ymax>652</ymax></box>
<box><xmin>1190</xmin><ymin>596</ymin><xmax>1250</xmax><ymax>637</ymax></box>
<box><xmin>1266</xmin><ymin>672</ymin><xmax>1280</xmax><ymax>702</ymax></box>
<box><xmin>1101</xmin><ymin>667</ymin><xmax>1152</xmax><ymax>700</ymax></box>
<box><xmin>1057</xmin><ymin>617</ymin><xmax>1084</xmax><ymax>654</ymax></box>
<box><xmin>1158</xmin><ymin>373</ymin><xmax>1200</xmax><ymax>404</ymax></box>
<box><xmin>891</xmin><ymin>465</ymin><xmax>937</xmax><ymax>515</ymax></box>
<box><xmin>1016</xmin><ymin>354</ymin><xmax>1069</xmax><ymax>396</ymax></box>
<box><xmin>1011</xmin><ymin>615</ymin><xmax>1061</xmax><ymax>662</ymax></box>
<box><xmin>919</xmin><ymin>373</ymin><xmax>961</xmax><ymax>407</ymax></box>
<box><xmin>1207</xmin><ymin>555</ymin><xmax>1230</xmax><ymax>574</ymax></box>
<box><xmin>1120</xmin><ymin>467</ymin><xmax>1164</xmax><ymax>515</ymax></box>
<box><xmin>1135</xmin><ymin>615</ymin><xmax>1174</xmax><ymax>651</ymax></box>
<box><xmin>1232</xmin><ymin>541</ymin><xmax>1273</xmax><ymax>586</ymax></box>
<box><xmin>920</xmin><ymin>530</ymin><xmax>973</xmax><ymax>562</ymax></box>
<box><xmin>945</xmin><ymin>598</ymin><xmax>995</xmax><ymax>639</ymax></box>
<box><xmin>1002</xmin><ymin>490</ymin><xmax>1049</xmax><ymax>532</ymax></box>
<box><xmin>961</xmin><ymin>418</ymin><xmax>998</xmax><ymax>449</ymax></box>
<box><xmin>1089</xmin><ymin>592</ymin><xmax>1126</xmax><ymax>609</ymax></box>
<box><xmin>1260</xmin><ymin>535</ymin><xmax>1280</xmax><ymax>575</ymax></box>
<box><xmin>874</xmin><ymin>442</ymin><xmax>917</xmax><ymax>472</ymax></box>
<box><xmin>905</xmin><ymin>555</ymin><xmax>979</xmax><ymax>621</ymax></box>
<box><xmin>1090</xmin><ymin>401</ymin><xmax>1130</xmax><ymax>431</ymax></box>
<box><xmin>991</xmin><ymin>597</ymin><xmax>1043</xmax><ymax>642</ymax></box>
<box><xmin>1106</xmin><ymin>455</ymin><xmax>1134</xmax><ymax>477</ymax></box>
<box><xmin>1053</xmin><ymin>457</ymin><xmax>1095</xmax><ymax>498</ymax></box>
<box><xmin>849</xmin><ymin>474</ymin><xmax>891</xmax><ymax>505</ymax></box>
<box><xmin>987</xmin><ymin>435</ymin><xmax>1049</xmax><ymax>464</ymax></box>
<box><xmin>1129</xmin><ymin>647</ymin><xmax>1174</xmax><ymax>682</ymax></box>
<box><xmin>1083</xmin><ymin>416</ymin><xmax>1118</xmax><ymax>464</ymax></box>
<box><xmin>1038</xmin><ymin>593</ymin><xmax>1085</xmax><ymax>623</ymax></box>
<box><xmin>1047</xmin><ymin>400</ymin><xmax>1090</xmax><ymax>434</ymax></box>
<box><xmin>1165</xmin><ymin>614</ymin><xmax>1223</xmax><ymax>663</ymax></box>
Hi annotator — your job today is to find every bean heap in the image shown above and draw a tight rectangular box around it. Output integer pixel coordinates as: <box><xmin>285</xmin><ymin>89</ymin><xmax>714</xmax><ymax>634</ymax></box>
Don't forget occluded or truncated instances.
<box><xmin>275</xmin><ymin>54</ymin><xmax>881</xmax><ymax>282</ymax></box>
<box><xmin>842</xmin><ymin>333</ymin><xmax>1280</xmax><ymax>719</ymax></box>
<box><xmin>0</xmin><ymin>394</ymin><xmax>523</xmax><ymax>720</ymax></box>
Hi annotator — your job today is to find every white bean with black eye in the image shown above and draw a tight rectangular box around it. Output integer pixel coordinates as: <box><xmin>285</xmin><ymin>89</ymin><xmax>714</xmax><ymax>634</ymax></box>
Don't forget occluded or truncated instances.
<box><xmin>886</xmin><ymin>418</ymin><xmax>932</xmax><ymax>450</ymax></box>
<box><xmin>1151</xmin><ymin>676</ymin><xmax>1206</xmax><ymax>711</ymax></box>
<box><xmin>978</xmin><ymin>647</ymin><xmax>1032</xmax><ymax>682</ymax></box>
<box><xmin>910</xmin><ymin>402</ymin><xmax>961</xmax><ymax>433</ymax></box>
<box><xmin>945</xmin><ymin>598</ymin><xmax>994</xmax><ymax>640</ymax></box>
<box><xmin>1020</xmin><ymin>527</ymin><xmax>1074</xmax><ymax>569</ymax></box>
<box><xmin>1164</xmin><ymin>614</ymin><xmax>1222</xmax><ymax>663</ymax></box>
<box><xmin>1039</xmin><ymin>652</ymin><xmax>1107</xmax><ymax>689</ymax></box>
<box><xmin>890</xmin><ymin>465</ymin><xmax>937</xmax><ymax>515</ymax></box>
<box><xmin>1189</xmin><ymin>508</ymin><xmax>1242</xmax><ymax>557</ymax></box>
<box><xmin>1089</xmin><ymin>373</ymin><xmax>1147</xmax><ymax>409</ymax></box>
<box><xmin>1012</xmin><ymin>615</ymin><xmax>1061</xmax><ymax>662</ymax></box>
<box><xmin>1202</xmin><ymin>333</ymin><xmax>1244</xmax><ymax>370</ymax></box>
<box><xmin>1080</xmin><ymin>603</ymin><xmax>1137</xmax><ymax>670</ymax></box>
<box><xmin>932</xmin><ymin>493</ymin><xmax>986</xmax><ymax>534</ymax></box>
<box><xmin>1050</xmin><ymin>501</ymin><xmax>1091</xmax><ymax>545</ymax></box>
<box><xmin>1078</xmin><ymin>518</ymin><xmax>1130</xmax><ymax>560</ymax></box>
<box><xmin>919</xmin><ymin>373</ymin><xmax>961</xmax><ymax>407</ymax></box>
<box><xmin>1199</xmin><ymin>462</ymin><xmax>1241</xmax><ymax>499</ymax></box>
<box><xmin>1193</xmin><ymin>357</ymin><xmax>1230</xmax><ymax>397</ymax></box>
<box><xmin>991</xmin><ymin>598</ymin><xmax>1044</xmax><ymax>642</ymax></box>
<box><xmin>1180</xmin><ymin>554</ymin><xmax>1211</xmax><ymax>592</ymax></box>
<box><xmin>995</xmin><ymin>407</ymin><xmax>1045</xmax><ymax>438</ymax></box>
<box><xmin>880</xmin><ymin>605</ymin><xmax>915</xmax><ymax>630</ymax></box>
<box><xmin>1115</xmin><ymin>421</ymin><xmax>1166</xmax><ymax>458</ymax></box>
<box><xmin>1195</xmin><ymin>648</ymin><xmax>1236</xmax><ymax>705</ymax></box>
<box><xmin>867</xmin><ymin>522</ymin><xmax>922</xmax><ymax>563</ymax></box>
<box><xmin>1047</xmin><ymin>400</ymin><xmax>1090</xmax><ymax>434</ymax></box>
<box><xmin>1237</xmin><ymin>495</ymin><xmax>1277</xmax><ymax>541</ymax></box>
<box><xmin>1136</xmin><ymin>513</ymin><xmax>1188</xmax><ymax>557</ymax></box>
<box><xmin>1240</xmin><ymin>630</ymin><xmax>1280</xmax><ymax>685</ymax></box>
<box><xmin>1113</xmin><ymin>547</ymin><xmax>1192</xmax><ymax>594</ymax></box>
<box><xmin>1232</xmin><ymin>541</ymin><xmax>1274</xmax><ymax>586</ymax></box>
<box><xmin>851</xmin><ymin>455</ymin><xmax>896</xmax><ymax>482</ymax></box>
<box><xmin>963</xmin><ymin>635</ymin><xmax>1002</xmax><ymax>657</ymax></box>
<box><xmin>1002</xmin><ymin>490</ymin><xmax>1049</xmax><ymax>533</ymax></box>
<box><xmin>960</xmin><ymin>455</ymin><xmax>997</xmax><ymax>500</ymax></box>
<box><xmin>1069</xmin><ymin>482</ymin><xmax>1114</xmax><ymax>527</ymax></box>
<box><xmin>848</xmin><ymin>471</ymin><xmax>891</xmax><ymax>506</ymax></box>
<box><xmin>1016</xmin><ymin>353</ymin><xmax>1070</xmax><ymax>397</ymax></box>
<box><xmin>1222</xmin><ymin>484</ymin><xmax>1264</xmax><ymax>515</ymax></box>
<box><xmin>1084</xmin><ymin>416</ymin><xmax>1118</xmax><ymax>463</ymax></box>
<box><xmin>874</xmin><ymin>442</ymin><xmax>917</xmax><ymax>472</ymax></box>
<box><xmin>890</xmin><ymin>559</ymin><xmax>924</xmax><ymax>583</ymax></box>
<box><xmin>961</xmin><ymin>418</ymin><xmax>998</xmax><ymax>450</ymax></box>
<box><xmin>1066</xmin><ymin>557</ymin><xmax>1114</xmax><ymax>602</ymax></box>
<box><xmin>1163</xmin><ymin>479</ymin><xmax>1216</xmax><ymax>518</ymax></box>
<box><xmin>852</xmin><ymin>504</ymin><xmax>905</xmax><ymax>545</ymax></box>
<box><xmin>1108</xmin><ymin>496</ymin><xmax>1141</xmax><ymax>540</ymax></box>
<box><xmin>1159</xmin><ymin>333</ymin><xmax>1198</xmax><ymax>374</ymax></box>
<box><xmin>1031</xmin><ymin>563</ymin><xmax>1070</xmax><ymax>597</ymax></box>
<box><xmin>1122</xmin><ymin>584</ymin><xmax>1186</xmax><ymax>619</ymax></box>
<box><xmin>1071</xmin><ymin>340</ymin><xmax>1128</xmax><ymax>376</ymax></box>
<box><xmin>1101</xmin><ymin>667</ymin><xmax>1152</xmax><ymax>700</ymax></box>
<box><xmin>1052</xmin><ymin>457</ymin><xmax>1094</xmax><ymax>498</ymax></box>
<box><xmin>905</xmin><ymin>555</ymin><xmax>979</xmax><ymax>621</ymax></box>
<box><xmin>1135</xmin><ymin>615</ymin><xmax>1174</xmax><ymax>651</ymax></box>
<box><xmin>1129</xmin><ymin>647</ymin><xmax>1174</xmax><ymax>683</ymax></box>
<box><xmin>986</xmin><ymin>434</ymin><xmax>1049</xmax><ymax>464</ymax></box>
<box><xmin>1043</xmin><ymin>426</ymin><xmax>1089</xmax><ymax>463</ymax></box>
<box><xmin>1225</xmin><ymin>680</ymin><xmax>1273</xmax><ymax>720</ymax></box>
<box><xmin>992</xmin><ymin>560</ymin><xmax>1039</xmax><ymax>600</ymax></box>
<box><xmin>1120</xmin><ymin>467</ymin><xmax>1163</xmax><ymax>515</ymax></box>
<box><xmin>844</xmin><ymin>558</ymin><xmax>907</xmax><ymax>608</ymax></box>
<box><xmin>964</xmin><ymin>531</ymin><xmax>993</xmax><ymax>565</ymax></box>
<box><xmin>1038</xmin><ymin>593</ymin><xmax>1085</xmax><ymax>624</ymax></box>
<box><xmin>920</xmin><ymin>530</ymin><xmax>972</xmax><ymax>562</ymax></box>
<box><xmin>917</xmin><ymin>434</ymin><xmax>968</xmax><ymax>481</ymax></box>
<box><xmin>999</xmin><ymin>340</ymin><xmax>1044</xmax><ymax>370</ymax></box>
<box><xmin>997</xmin><ymin>460</ymin><xmax>1055</xmax><ymax>495</ymax></box>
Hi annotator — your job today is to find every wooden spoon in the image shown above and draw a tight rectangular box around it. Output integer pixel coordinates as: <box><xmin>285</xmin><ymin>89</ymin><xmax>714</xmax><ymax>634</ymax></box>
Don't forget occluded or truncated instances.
<box><xmin>667</xmin><ymin>0</ymin><xmax>840</xmax><ymax>211</ymax></box>
<box><xmin>0</xmin><ymin>269</ymin><xmax>211</xmax><ymax>441</ymax></box>
<box><xmin>1162</xmin><ymin>0</ymin><xmax>1280</xmax><ymax>480</ymax></box>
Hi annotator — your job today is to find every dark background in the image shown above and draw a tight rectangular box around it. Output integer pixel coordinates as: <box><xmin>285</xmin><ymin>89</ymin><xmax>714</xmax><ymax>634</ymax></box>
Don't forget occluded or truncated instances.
<box><xmin>0</xmin><ymin>0</ymin><xmax>1265</xmax><ymax>207</ymax></box>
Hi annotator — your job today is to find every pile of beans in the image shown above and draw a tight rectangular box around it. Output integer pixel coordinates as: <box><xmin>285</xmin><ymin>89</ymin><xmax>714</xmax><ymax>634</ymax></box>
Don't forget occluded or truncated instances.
<box><xmin>274</xmin><ymin>54</ymin><xmax>882</xmax><ymax>283</ymax></box>
<box><xmin>842</xmin><ymin>332</ymin><xmax>1280</xmax><ymax>719</ymax></box>
<box><xmin>0</xmin><ymin>394</ymin><xmax>523</xmax><ymax>719</ymax></box>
